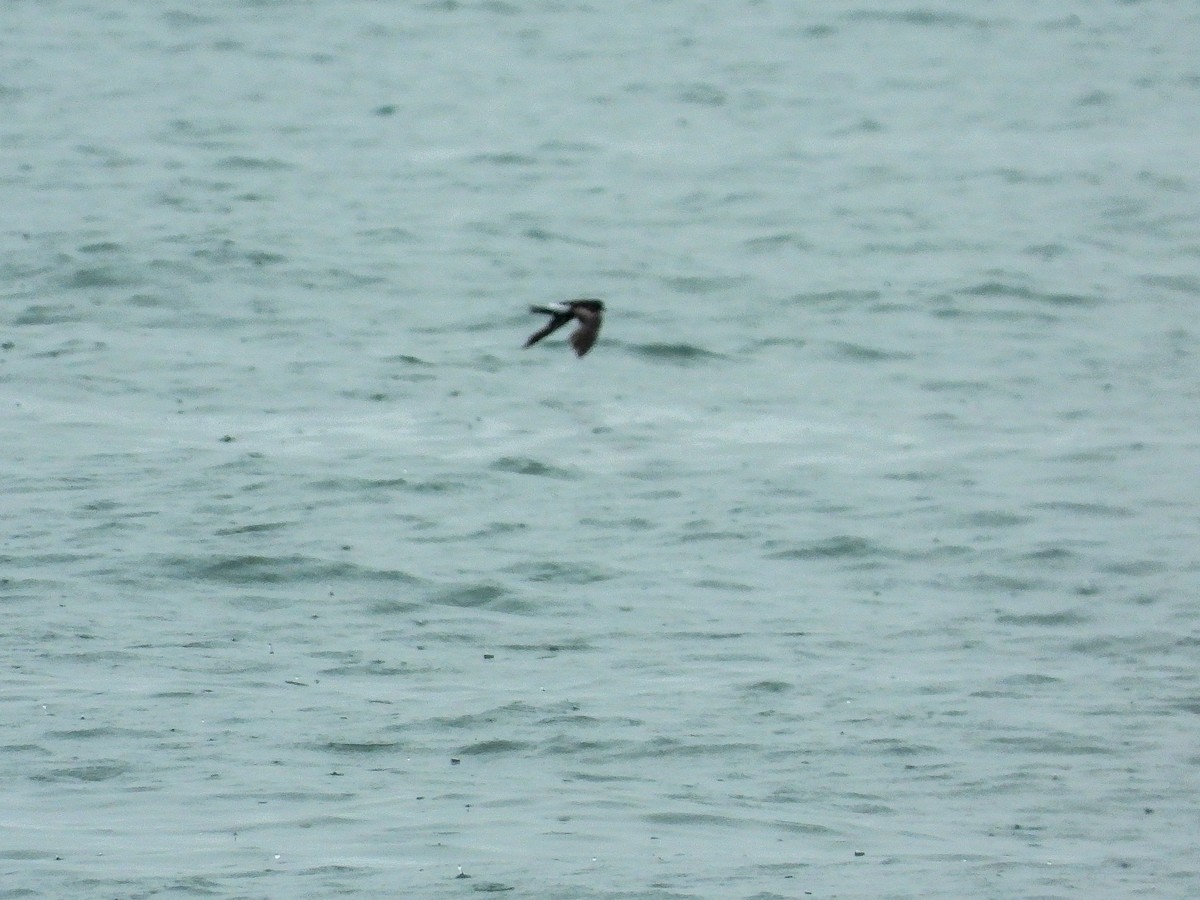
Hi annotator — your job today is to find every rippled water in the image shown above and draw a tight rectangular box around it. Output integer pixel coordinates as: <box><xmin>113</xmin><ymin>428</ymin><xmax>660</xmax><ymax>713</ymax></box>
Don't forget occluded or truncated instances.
<box><xmin>3</xmin><ymin>2</ymin><xmax>1199</xmax><ymax>897</ymax></box>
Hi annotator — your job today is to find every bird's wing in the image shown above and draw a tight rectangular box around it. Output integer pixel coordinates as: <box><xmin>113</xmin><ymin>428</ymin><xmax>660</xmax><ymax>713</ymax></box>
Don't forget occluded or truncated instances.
<box><xmin>524</xmin><ymin>312</ymin><xmax>573</xmax><ymax>348</ymax></box>
<box><xmin>569</xmin><ymin>308</ymin><xmax>602</xmax><ymax>356</ymax></box>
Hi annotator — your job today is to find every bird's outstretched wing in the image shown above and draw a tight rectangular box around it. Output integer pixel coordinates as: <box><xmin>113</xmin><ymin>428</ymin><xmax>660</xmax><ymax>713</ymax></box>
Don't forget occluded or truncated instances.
<box><xmin>569</xmin><ymin>306</ymin><xmax>602</xmax><ymax>357</ymax></box>
<box><xmin>524</xmin><ymin>307</ymin><xmax>573</xmax><ymax>349</ymax></box>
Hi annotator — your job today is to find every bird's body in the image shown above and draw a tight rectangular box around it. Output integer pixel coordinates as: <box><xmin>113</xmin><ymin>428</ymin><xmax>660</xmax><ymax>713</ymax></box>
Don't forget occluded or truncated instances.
<box><xmin>523</xmin><ymin>299</ymin><xmax>604</xmax><ymax>357</ymax></box>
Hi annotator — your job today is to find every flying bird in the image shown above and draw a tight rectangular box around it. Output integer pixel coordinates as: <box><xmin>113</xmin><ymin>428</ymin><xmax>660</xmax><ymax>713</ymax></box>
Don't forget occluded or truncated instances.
<box><xmin>523</xmin><ymin>299</ymin><xmax>604</xmax><ymax>357</ymax></box>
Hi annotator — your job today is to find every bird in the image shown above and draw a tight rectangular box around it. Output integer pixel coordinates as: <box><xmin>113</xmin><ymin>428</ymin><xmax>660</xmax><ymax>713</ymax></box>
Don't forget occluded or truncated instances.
<box><xmin>523</xmin><ymin>299</ymin><xmax>604</xmax><ymax>357</ymax></box>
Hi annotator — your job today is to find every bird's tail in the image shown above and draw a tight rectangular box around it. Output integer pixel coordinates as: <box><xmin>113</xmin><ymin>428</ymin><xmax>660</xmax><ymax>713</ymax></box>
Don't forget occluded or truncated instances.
<box><xmin>529</xmin><ymin>305</ymin><xmax>557</xmax><ymax>315</ymax></box>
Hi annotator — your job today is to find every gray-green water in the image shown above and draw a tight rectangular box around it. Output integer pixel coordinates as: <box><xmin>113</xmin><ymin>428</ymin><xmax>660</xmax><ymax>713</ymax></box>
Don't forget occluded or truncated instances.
<box><xmin>3</xmin><ymin>2</ymin><xmax>1199</xmax><ymax>897</ymax></box>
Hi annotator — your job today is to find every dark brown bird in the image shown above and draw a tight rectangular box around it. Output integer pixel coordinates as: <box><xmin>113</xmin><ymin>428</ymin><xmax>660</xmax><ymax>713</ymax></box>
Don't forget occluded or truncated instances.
<box><xmin>523</xmin><ymin>299</ymin><xmax>604</xmax><ymax>357</ymax></box>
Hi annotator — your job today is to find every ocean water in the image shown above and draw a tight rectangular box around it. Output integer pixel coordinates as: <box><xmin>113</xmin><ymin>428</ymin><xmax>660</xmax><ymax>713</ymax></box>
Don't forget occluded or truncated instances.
<box><xmin>2</xmin><ymin>1</ymin><xmax>1199</xmax><ymax>897</ymax></box>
